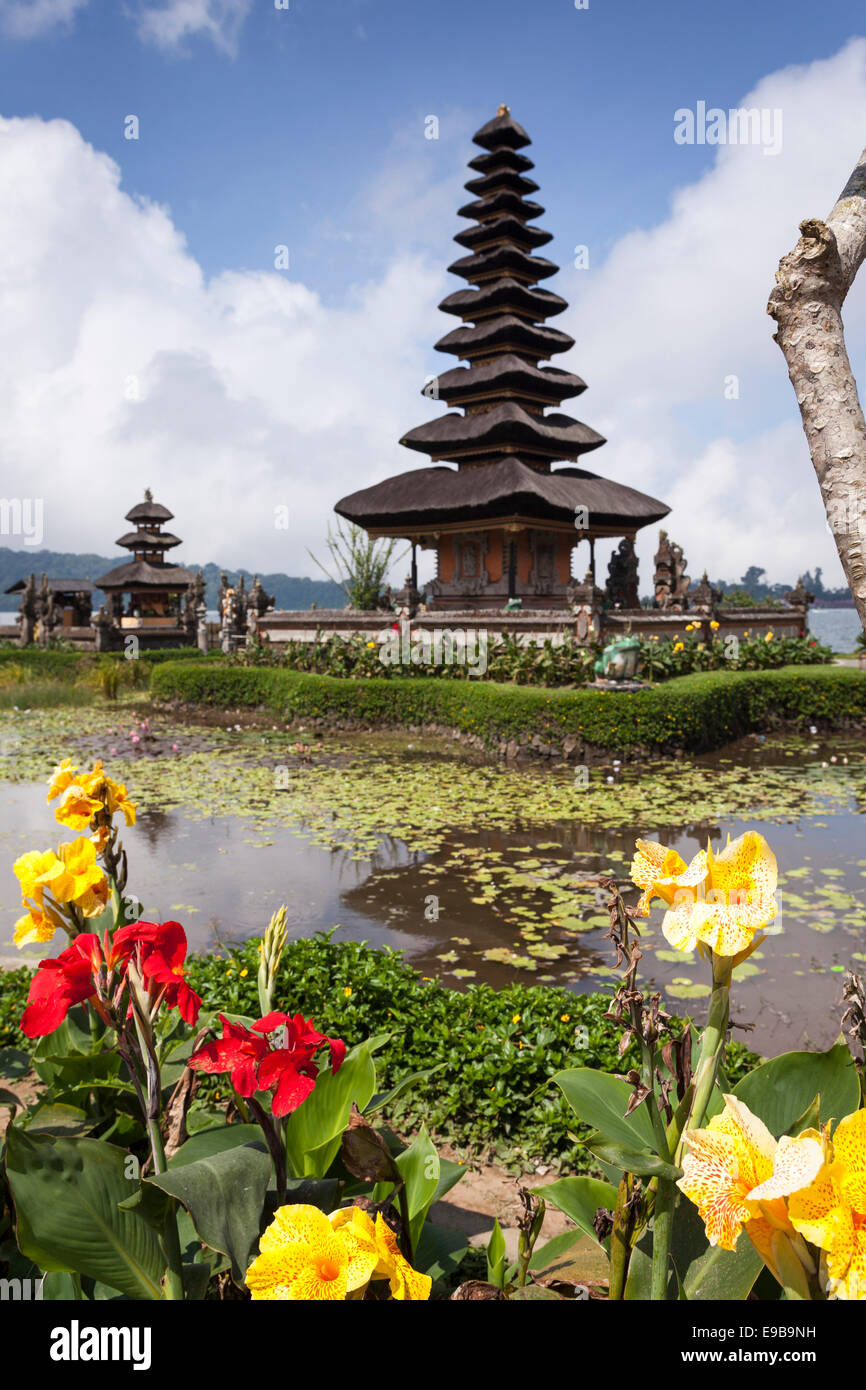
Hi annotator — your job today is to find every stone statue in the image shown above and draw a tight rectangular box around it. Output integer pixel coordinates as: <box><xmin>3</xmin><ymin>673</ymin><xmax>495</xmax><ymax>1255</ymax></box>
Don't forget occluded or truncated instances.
<box><xmin>605</xmin><ymin>538</ymin><xmax>640</xmax><ymax>610</ymax></box>
<box><xmin>249</xmin><ymin>575</ymin><xmax>274</xmax><ymax>617</ymax></box>
<box><xmin>784</xmin><ymin>576</ymin><xmax>815</xmax><ymax>610</ymax></box>
<box><xmin>37</xmin><ymin>573</ymin><xmax>57</xmax><ymax>646</ymax></box>
<box><xmin>653</xmin><ymin>531</ymin><xmax>690</xmax><ymax>610</ymax></box>
<box><xmin>690</xmin><ymin>571</ymin><xmax>721</xmax><ymax>614</ymax></box>
<box><xmin>93</xmin><ymin>605</ymin><xmax>113</xmax><ymax>653</ymax></box>
<box><xmin>594</xmin><ymin>635</ymin><xmax>642</xmax><ymax>681</ymax></box>
<box><xmin>18</xmin><ymin>572</ymin><xmax>37</xmax><ymax>646</ymax></box>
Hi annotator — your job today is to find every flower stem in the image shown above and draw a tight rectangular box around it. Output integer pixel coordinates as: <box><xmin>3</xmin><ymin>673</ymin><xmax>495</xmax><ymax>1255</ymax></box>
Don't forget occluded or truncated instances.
<box><xmin>650</xmin><ymin>1178</ymin><xmax>677</xmax><ymax>1300</ymax></box>
<box><xmin>675</xmin><ymin>954</ymin><xmax>732</xmax><ymax>1166</ymax></box>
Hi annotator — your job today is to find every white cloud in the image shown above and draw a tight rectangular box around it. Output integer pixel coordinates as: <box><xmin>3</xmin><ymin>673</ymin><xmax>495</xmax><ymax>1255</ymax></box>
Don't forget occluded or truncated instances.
<box><xmin>0</xmin><ymin>115</ymin><xmax>441</xmax><ymax>576</ymax></box>
<box><xmin>0</xmin><ymin>0</ymin><xmax>88</xmax><ymax>39</ymax></box>
<box><xmin>561</xmin><ymin>38</ymin><xmax>866</xmax><ymax>588</ymax></box>
<box><xmin>135</xmin><ymin>0</ymin><xmax>253</xmax><ymax>56</ymax></box>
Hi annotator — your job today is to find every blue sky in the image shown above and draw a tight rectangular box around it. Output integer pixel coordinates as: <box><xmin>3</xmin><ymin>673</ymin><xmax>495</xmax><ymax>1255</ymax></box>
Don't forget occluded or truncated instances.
<box><xmin>0</xmin><ymin>0</ymin><xmax>864</xmax><ymax>585</ymax></box>
<box><xmin>3</xmin><ymin>0</ymin><xmax>860</xmax><ymax>291</ymax></box>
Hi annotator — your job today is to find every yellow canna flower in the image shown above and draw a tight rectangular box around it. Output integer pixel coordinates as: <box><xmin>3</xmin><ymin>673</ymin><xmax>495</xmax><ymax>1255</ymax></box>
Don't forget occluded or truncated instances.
<box><xmin>79</xmin><ymin>761</ymin><xmax>137</xmax><ymax>827</ymax></box>
<box><xmin>710</xmin><ymin>620</ymin><xmax>720</xmax><ymax>630</ymax></box>
<box><xmin>53</xmin><ymin>783</ymin><xmax>104</xmax><ymax>832</ymax></box>
<box><xmin>673</xmin><ymin>641</ymin><xmax>684</xmax><ymax>652</ymax></box>
<box><xmin>765</xmin><ymin>631</ymin><xmax>774</xmax><ymax>642</ymax></box>
<box><xmin>245</xmin><ymin>1203</ymin><xmax>378</xmax><ymax>1301</ymax></box>
<box><xmin>13</xmin><ymin>906</ymin><xmax>56</xmax><ymax>948</ymax></box>
<box><xmin>14</xmin><ymin>848</ymin><xmax>62</xmax><ymax>907</ymax></box>
<box><xmin>329</xmin><ymin>1206</ymin><xmax>432</xmax><ymax>1301</ymax></box>
<box><xmin>788</xmin><ymin>1109</ymin><xmax>866</xmax><ymax>1300</ymax></box>
<box><xmin>630</xmin><ymin>831</ymin><xmax>778</xmax><ymax>957</ymax></box>
<box><xmin>678</xmin><ymin>1096</ymin><xmax>821</xmax><ymax>1284</ymax></box>
<box><xmin>46</xmin><ymin>758</ymin><xmax>78</xmax><ymax>803</ymax></box>
<box><xmin>52</xmin><ymin>837</ymin><xmax>109</xmax><ymax>915</ymax></box>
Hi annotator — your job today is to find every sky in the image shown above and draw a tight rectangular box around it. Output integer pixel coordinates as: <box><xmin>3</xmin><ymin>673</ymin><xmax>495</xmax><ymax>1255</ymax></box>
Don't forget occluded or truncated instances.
<box><xmin>0</xmin><ymin>0</ymin><xmax>865</xmax><ymax>590</ymax></box>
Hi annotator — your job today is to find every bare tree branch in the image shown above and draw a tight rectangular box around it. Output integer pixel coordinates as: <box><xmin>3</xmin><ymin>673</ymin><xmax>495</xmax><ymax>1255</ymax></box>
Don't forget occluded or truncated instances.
<box><xmin>768</xmin><ymin>144</ymin><xmax>866</xmax><ymax>628</ymax></box>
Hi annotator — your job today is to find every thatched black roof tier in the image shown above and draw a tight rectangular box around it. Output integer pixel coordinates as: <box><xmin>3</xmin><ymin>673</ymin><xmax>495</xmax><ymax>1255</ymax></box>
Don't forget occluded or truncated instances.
<box><xmin>434</xmin><ymin>315</ymin><xmax>574</xmax><ymax>362</ymax></box>
<box><xmin>400</xmin><ymin>402</ymin><xmax>605</xmax><ymax>463</ymax></box>
<box><xmin>125</xmin><ymin>498</ymin><xmax>173</xmax><ymax>524</ymax></box>
<box><xmin>438</xmin><ymin>280</ymin><xmax>567</xmax><ymax>322</ymax></box>
<box><xmin>464</xmin><ymin>171</ymin><xmax>539</xmax><ymax>198</ymax></box>
<box><xmin>430</xmin><ymin>355</ymin><xmax>587</xmax><ymax>407</ymax></box>
<box><xmin>115</xmin><ymin>531</ymin><xmax>182</xmax><ymax>550</ymax></box>
<box><xmin>453</xmin><ymin>216</ymin><xmax>552</xmax><ymax>253</ymax></box>
<box><xmin>5</xmin><ymin>576</ymin><xmax>93</xmax><ymax>595</ymax></box>
<box><xmin>447</xmin><ymin>247</ymin><xmax>558</xmax><ymax>284</ymax></box>
<box><xmin>94</xmin><ymin>561</ymin><xmax>195</xmax><ymax>590</ymax></box>
<box><xmin>458</xmin><ymin>192</ymin><xmax>545</xmax><ymax>222</ymax></box>
<box><xmin>472</xmin><ymin>109</ymin><xmax>531</xmax><ymax>151</ymax></box>
<box><xmin>467</xmin><ymin>147</ymin><xmax>534</xmax><ymax>176</ymax></box>
<box><xmin>336</xmin><ymin>458</ymin><xmax>668</xmax><ymax>532</ymax></box>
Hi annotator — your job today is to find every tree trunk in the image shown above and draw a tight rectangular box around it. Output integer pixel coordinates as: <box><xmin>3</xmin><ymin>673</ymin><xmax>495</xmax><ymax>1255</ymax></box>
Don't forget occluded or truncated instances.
<box><xmin>767</xmin><ymin>146</ymin><xmax>866</xmax><ymax>630</ymax></box>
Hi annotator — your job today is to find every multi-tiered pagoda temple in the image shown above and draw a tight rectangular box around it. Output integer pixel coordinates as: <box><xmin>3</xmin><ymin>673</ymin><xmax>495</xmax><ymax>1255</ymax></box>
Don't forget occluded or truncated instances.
<box><xmin>336</xmin><ymin>106</ymin><xmax>670</xmax><ymax>611</ymax></box>
<box><xmin>95</xmin><ymin>490</ymin><xmax>196</xmax><ymax>628</ymax></box>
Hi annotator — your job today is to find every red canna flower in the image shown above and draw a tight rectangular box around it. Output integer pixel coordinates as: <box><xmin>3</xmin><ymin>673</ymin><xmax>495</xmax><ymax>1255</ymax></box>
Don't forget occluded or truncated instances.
<box><xmin>253</xmin><ymin>1012</ymin><xmax>346</xmax><ymax>1118</ymax></box>
<box><xmin>188</xmin><ymin>1014</ymin><xmax>269</xmax><ymax>1095</ymax></box>
<box><xmin>118</xmin><ymin>919</ymin><xmax>202</xmax><ymax>1025</ymax></box>
<box><xmin>21</xmin><ymin>933</ymin><xmax>114</xmax><ymax>1037</ymax></box>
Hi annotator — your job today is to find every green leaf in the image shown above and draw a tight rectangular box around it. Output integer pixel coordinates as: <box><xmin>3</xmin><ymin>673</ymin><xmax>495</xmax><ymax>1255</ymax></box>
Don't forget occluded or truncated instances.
<box><xmin>282</xmin><ymin>1039</ymin><xmax>378</xmax><ymax>1179</ymax></box>
<box><xmin>414</xmin><ymin>1222</ymin><xmax>468</xmax><ymax>1282</ymax></box>
<box><xmin>583</xmin><ymin>1133</ymin><xmax>681</xmax><ymax>1180</ymax></box>
<box><xmin>535</xmin><ymin>1176</ymin><xmax>617</xmax><ymax>1251</ymax></box>
<box><xmin>147</xmin><ymin>1141</ymin><xmax>272</xmax><ymax>1284</ymax></box>
<box><xmin>510</xmin><ymin>1283</ymin><xmax>564</xmax><ymax>1300</ymax></box>
<box><xmin>625</xmin><ymin>1195</ymin><xmax>763</xmax><ymax>1301</ymax></box>
<box><xmin>372</xmin><ymin>1125</ymin><xmax>441</xmax><ymax>1252</ymax></box>
<box><xmin>25</xmin><ymin>1103</ymin><xmax>94</xmax><ymax>1137</ymax></box>
<box><xmin>550</xmin><ymin>1069</ymin><xmax>658</xmax><ymax>1153</ymax></box>
<box><xmin>486</xmin><ymin>1218</ymin><xmax>507</xmax><ymax>1289</ymax></box>
<box><xmin>0</xmin><ymin>1087</ymin><xmax>21</xmax><ymax>1110</ymax></box>
<box><xmin>0</xmin><ymin>1048</ymin><xmax>30</xmax><ymax>1080</ymax></box>
<box><xmin>5</xmin><ymin>1128</ymin><xmax>166</xmax><ymax>1300</ymax></box>
<box><xmin>168</xmin><ymin>1123</ymin><xmax>263</xmax><ymax>1168</ymax></box>
<box><xmin>733</xmin><ymin>1042</ymin><xmax>860</xmax><ymax>1137</ymax></box>
<box><xmin>529</xmin><ymin>1227</ymin><xmax>584</xmax><ymax>1271</ymax></box>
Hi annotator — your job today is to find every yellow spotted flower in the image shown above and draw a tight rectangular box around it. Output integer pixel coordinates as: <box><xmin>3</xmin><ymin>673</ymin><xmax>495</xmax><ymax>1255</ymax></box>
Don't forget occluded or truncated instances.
<box><xmin>329</xmin><ymin>1206</ymin><xmax>432</xmax><ymax>1301</ymax></box>
<box><xmin>788</xmin><ymin>1109</ymin><xmax>866</xmax><ymax>1300</ymax></box>
<box><xmin>673</xmin><ymin>641</ymin><xmax>684</xmax><ymax>652</ymax></box>
<box><xmin>246</xmin><ymin>1204</ymin><xmax>374</xmax><ymax>1301</ymax></box>
<box><xmin>678</xmin><ymin>1096</ymin><xmax>821</xmax><ymax>1282</ymax></box>
<box><xmin>710</xmin><ymin>620</ymin><xmax>720</xmax><ymax>631</ymax></box>
<box><xmin>79</xmin><ymin>761</ymin><xmax>137</xmax><ymax>827</ymax></box>
<box><xmin>630</xmin><ymin>831</ymin><xmax>778</xmax><ymax>957</ymax></box>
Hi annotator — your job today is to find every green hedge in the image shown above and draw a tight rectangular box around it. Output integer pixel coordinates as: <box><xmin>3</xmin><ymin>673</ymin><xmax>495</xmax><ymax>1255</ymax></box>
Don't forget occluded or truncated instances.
<box><xmin>150</xmin><ymin>660</ymin><xmax>866</xmax><ymax>754</ymax></box>
<box><xmin>0</xmin><ymin>646</ymin><xmax>203</xmax><ymax>678</ymax></box>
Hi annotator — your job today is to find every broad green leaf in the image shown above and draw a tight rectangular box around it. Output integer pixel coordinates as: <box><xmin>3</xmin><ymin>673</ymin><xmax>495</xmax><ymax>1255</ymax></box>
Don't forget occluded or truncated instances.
<box><xmin>550</xmin><ymin>1069</ymin><xmax>658</xmax><ymax>1153</ymax></box>
<box><xmin>583</xmin><ymin>1133</ymin><xmax>681</xmax><ymax>1180</ymax></box>
<box><xmin>486</xmin><ymin>1218</ymin><xmax>507</xmax><ymax>1289</ymax></box>
<box><xmin>372</xmin><ymin>1125</ymin><xmax>441</xmax><ymax>1252</ymax></box>
<box><xmin>414</xmin><ymin>1222</ymin><xmax>468</xmax><ymax>1282</ymax></box>
<box><xmin>168</xmin><ymin>1123</ymin><xmax>263</xmax><ymax>1168</ymax></box>
<box><xmin>733</xmin><ymin>1042</ymin><xmax>860</xmax><ymax>1137</ymax></box>
<box><xmin>283</xmin><ymin>1039</ymin><xmax>378</xmax><ymax>1179</ymax></box>
<box><xmin>0</xmin><ymin>1048</ymin><xmax>30</xmax><ymax>1080</ymax></box>
<box><xmin>5</xmin><ymin>1128</ymin><xmax>165</xmax><ymax>1300</ymax></box>
<box><xmin>625</xmin><ymin>1194</ymin><xmax>762</xmax><ymax>1301</ymax></box>
<box><xmin>536</xmin><ymin>1176</ymin><xmax>618</xmax><ymax>1251</ymax></box>
<box><xmin>510</xmin><ymin>1283</ymin><xmax>563</xmax><ymax>1300</ymax></box>
<box><xmin>148</xmin><ymin>1140</ymin><xmax>272</xmax><ymax>1284</ymax></box>
<box><xmin>529</xmin><ymin>1227</ymin><xmax>584</xmax><ymax>1271</ymax></box>
<box><xmin>25</xmin><ymin>1103</ymin><xmax>94</xmax><ymax>1137</ymax></box>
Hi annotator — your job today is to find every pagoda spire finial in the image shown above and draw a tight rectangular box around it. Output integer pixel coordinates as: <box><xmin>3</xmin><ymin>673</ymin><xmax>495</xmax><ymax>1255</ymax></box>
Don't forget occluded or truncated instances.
<box><xmin>497</xmin><ymin>103</ymin><xmax>509</xmax><ymax>116</ymax></box>
<box><xmin>144</xmin><ymin>486</ymin><xmax>153</xmax><ymax>503</ymax></box>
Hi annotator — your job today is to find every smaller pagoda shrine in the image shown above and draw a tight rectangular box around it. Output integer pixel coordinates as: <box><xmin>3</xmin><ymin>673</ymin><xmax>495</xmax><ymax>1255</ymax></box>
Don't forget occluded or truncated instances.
<box><xmin>94</xmin><ymin>491</ymin><xmax>199</xmax><ymax>646</ymax></box>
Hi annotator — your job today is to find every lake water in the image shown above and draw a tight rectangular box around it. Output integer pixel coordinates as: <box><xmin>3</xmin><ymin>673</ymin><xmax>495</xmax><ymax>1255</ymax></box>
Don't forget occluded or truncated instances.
<box><xmin>808</xmin><ymin>607</ymin><xmax>862</xmax><ymax>652</ymax></box>
<box><xmin>2</xmin><ymin>707</ymin><xmax>864</xmax><ymax>1058</ymax></box>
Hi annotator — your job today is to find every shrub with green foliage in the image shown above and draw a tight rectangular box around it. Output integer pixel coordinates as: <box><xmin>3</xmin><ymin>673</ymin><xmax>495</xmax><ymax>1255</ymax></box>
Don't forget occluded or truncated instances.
<box><xmin>181</xmin><ymin>934</ymin><xmax>760</xmax><ymax>1169</ymax></box>
<box><xmin>151</xmin><ymin>660</ymin><xmax>866</xmax><ymax>754</ymax></box>
<box><xmin>638</xmin><ymin>631</ymin><xmax>831</xmax><ymax>681</ymax></box>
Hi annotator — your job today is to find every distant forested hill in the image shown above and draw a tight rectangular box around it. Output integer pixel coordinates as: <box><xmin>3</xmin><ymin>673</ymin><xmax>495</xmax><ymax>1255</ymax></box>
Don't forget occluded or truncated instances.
<box><xmin>0</xmin><ymin>548</ymin><xmax>345</xmax><ymax>611</ymax></box>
